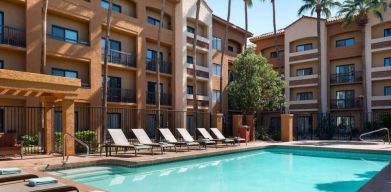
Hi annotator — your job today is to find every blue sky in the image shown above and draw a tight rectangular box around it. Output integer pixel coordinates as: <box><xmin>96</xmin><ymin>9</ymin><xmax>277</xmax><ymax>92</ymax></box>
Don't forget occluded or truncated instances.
<box><xmin>207</xmin><ymin>0</ymin><xmax>342</xmax><ymax>37</ymax></box>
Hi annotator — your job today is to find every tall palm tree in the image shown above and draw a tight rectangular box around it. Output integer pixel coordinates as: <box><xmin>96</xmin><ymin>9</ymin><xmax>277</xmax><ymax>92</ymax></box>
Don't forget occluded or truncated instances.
<box><xmin>155</xmin><ymin>0</ymin><xmax>166</xmax><ymax>139</ymax></box>
<box><xmin>192</xmin><ymin>0</ymin><xmax>201</xmax><ymax>130</ymax></box>
<box><xmin>219</xmin><ymin>0</ymin><xmax>232</xmax><ymax>114</ymax></box>
<box><xmin>41</xmin><ymin>0</ymin><xmax>48</xmax><ymax>74</ymax></box>
<box><xmin>338</xmin><ymin>0</ymin><xmax>385</xmax><ymax>121</ymax></box>
<box><xmin>244</xmin><ymin>0</ymin><xmax>252</xmax><ymax>47</ymax></box>
<box><xmin>298</xmin><ymin>0</ymin><xmax>340</xmax><ymax>113</ymax></box>
<box><xmin>102</xmin><ymin>0</ymin><xmax>113</xmax><ymax>142</ymax></box>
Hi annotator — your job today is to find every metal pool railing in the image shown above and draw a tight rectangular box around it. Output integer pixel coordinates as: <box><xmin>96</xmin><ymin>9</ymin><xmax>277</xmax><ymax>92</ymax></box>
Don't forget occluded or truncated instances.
<box><xmin>359</xmin><ymin>128</ymin><xmax>390</xmax><ymax>144</ymax></box>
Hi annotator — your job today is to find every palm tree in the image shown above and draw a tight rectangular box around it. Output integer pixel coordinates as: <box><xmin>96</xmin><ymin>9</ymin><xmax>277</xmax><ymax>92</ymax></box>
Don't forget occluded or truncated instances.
<box><xmin>219</xmin><ymin>0</ymin><xmax>232</xmax><ymax>114</ymax></box>
<box><xmin>298</xmin><ymin>0</ymin><xmax>340</xmax><ymax>113</ymax></box>
<box><xmin>155</xmin><ymin>0</ymin><xmax>166</xmax><ymax>139</ymax></box>
<box><xmin>102</xmin><ymin>0</ymin><xmax>113</xmax><ymax>142</ymax></box>
<box><xmin>338</xmin><ymin>0</ymin><xmax>385</xmax><ymax>121</ymax></box>
<box><xmin>191</xmin><ymin>0</ymin><xmax>201</xmax><ymax>130</ymax></box>
<box><xmin>41</xmin><ymin>0</ymin><xmax>48</xmax><ymax>74</ymax></box>
<box><xmin>244</xmin><ymin>0</ymin><xmax>252</xmax><ymax>47</ymax></box>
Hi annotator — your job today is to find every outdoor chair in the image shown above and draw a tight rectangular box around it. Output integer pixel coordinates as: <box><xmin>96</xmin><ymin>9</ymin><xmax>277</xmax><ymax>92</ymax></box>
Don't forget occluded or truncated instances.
<box><xmin>132</xmin><ymin>129</ymin><xmax>176</xmax><ymax>154</ymax></box>
<box><xmin>210</xmin><ymin>128</ymin><xmax>246</xmax><ymax>145</ymax></box>
<box><xmin>102</xmin><ymin>129</ymin><xmax>152</xmax><ymax>157</ymax></box>
<box><xmin>197</xmin><ymin>128</ymin><xmax>235</xmax><ymax>146</ymax></box>
<box><xmin>0</xmin><ymin>178</ymin><xmax>79</xmax><ymax>192</ymax></box>
<box><xmin>159</xmin><ymin>128</ymin><xmax>200</xmax><ymax>150</ymax></box>
<box><xmin>0</xmin><ymin>171</ymin><xmax>38</xmax><ymax>183</ymax></box>
<box><xmin>0</xmin><ymin>133</ymin><xmax>23</xmax><ymax>159</ymax></box>
<box><xmin>177</xmin><ymin>128</ymin><xmax>216</xmax><ymax>149</ymax></box>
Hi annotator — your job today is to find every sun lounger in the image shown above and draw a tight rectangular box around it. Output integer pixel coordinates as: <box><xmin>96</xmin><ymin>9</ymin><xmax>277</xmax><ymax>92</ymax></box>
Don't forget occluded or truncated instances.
<box><xmin>210</xmin><ymin>128</ymin><xmax>246</xmax><ymax>145</ymax></box>
<box><xmin>0</xmin><ymin>172</ymin><xmax>38</xmax><ymax>183</ymax></box>
<box><xmin>132</xmin><ymin>129</ymin><xmax>176</xmax><ymax>154</ymax></box>
<box><xmin>197</xmin><ymin>128</ymin><xmax>235</xmax><ymax>145</ymax></box>
<box><xmin>0</xmin><ymin>179</ymin><xmax>79</xmax><ymax>192</ymax></box>
<box><xmin>105</xmin><ymin>129</ymin><xmax>152</xmax><ymax>156</ymax></box>
<box><xmin>159</xmin><ymin>128</ymin><xmax>200</xmax><ymax>150</ymax></box>
<box><xmin>177</xmin><ymin>128</ymin><xmax>216</xmax><ymax>149</ymax></box>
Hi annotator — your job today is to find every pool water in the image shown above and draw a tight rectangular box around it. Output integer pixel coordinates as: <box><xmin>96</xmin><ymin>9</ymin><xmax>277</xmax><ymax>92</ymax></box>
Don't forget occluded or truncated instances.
<box><xmin>49</xmin><ymin>148</ymin><xmax>391</xmax><ymax>192</ymax></box>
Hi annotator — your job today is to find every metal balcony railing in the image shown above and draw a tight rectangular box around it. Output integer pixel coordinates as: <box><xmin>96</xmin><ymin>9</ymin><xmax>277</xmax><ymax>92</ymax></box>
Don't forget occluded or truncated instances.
<box><xmin>330</xmin><ymin>71</ymin><xmax>362</xmax><ymax>84</ymax></box>
<box><xmin>47</xmin><ymin>33</ymin><xmax>89</xmax><ymax>46</ymax></box>
<box><xmin>331</xmin><ymin>98</ymin><xmax>363</xmax><ymax>109</ymax></box>
<box><xmin>0</xmin><ymin>25</ymin><xmax>26</xmax><ymax>48</ymax></box>
<box><xmin>146</xmin><ymin>92</ymin><xmax>172</xmax><ymax>106</ymax></box>
<box><xmin>101</xmin><ymin>49</ymin><xmax>136</xmax><ymax>68</ymax></box>
<box><xmin>103</xmin><ymin>88</ymin><xmax>136</xmax><ymax>103</ymax></box>
<box><xmin>146</xmin><ymin>59</ymin><xmax>172</xmax><ymax>74</ymax></box>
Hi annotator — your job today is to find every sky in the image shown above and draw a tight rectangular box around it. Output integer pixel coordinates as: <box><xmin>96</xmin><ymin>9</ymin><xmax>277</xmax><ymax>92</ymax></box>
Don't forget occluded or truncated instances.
<box><xmin>206</xmin><ymin>0</ymin><xmax>342</xmax><ymax>37</ymax></box>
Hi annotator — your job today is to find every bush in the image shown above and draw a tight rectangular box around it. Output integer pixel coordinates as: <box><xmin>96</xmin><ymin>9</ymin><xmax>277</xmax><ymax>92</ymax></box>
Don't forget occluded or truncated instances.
<box><xmin>21</xmin><ymin>135</ymin><xmax>38</xmax><ymax>146</ymax></box>
<box><xmin>255</xmin><ymin>127</ymin><xmax>270</xmax><ymax>140</ymax></box>
<box><xmin>54</xmin><ymin>130</ymin><xmax>97</xmax><ymax>153</ymax></box>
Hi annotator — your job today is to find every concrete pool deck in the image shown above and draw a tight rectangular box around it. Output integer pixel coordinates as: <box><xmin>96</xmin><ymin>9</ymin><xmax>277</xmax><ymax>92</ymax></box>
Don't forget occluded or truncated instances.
<box><xmin>1</xmin><ymin>140</ymin><xmax>391</xmax><ymax>192</ymax></box>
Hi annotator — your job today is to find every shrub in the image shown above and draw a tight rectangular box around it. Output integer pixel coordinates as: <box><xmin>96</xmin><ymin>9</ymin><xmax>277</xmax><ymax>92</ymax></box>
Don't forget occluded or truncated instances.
<box><xmin>21</xmin><ymin>135</ymin><xmax>38</xmax><ymax>146</ymax></box>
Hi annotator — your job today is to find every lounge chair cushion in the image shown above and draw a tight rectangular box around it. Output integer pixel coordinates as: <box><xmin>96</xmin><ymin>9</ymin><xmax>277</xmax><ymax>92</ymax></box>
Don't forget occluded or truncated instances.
<box><xmin>0</xmin><ymin>168</ymin><xmax>22</xmax><ymax>175</ymax></box>
<box><xmin>159</xmin><ymin>129</ymin><xmax>178</xmax><ymax>143</ymax></box>
<box><xmin>28</xmin><ymin>177</ymin><xmax>58</xmax><ymax>187</ymax></box>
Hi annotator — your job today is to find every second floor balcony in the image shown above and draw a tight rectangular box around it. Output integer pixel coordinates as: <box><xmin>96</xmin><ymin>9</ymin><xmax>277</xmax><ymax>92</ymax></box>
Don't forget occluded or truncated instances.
<box><xmin>331</xmin><ymin>98</ymin><xmax>363</xmax><ymax>109</ymax></box>
<box><xmin>0</xmin><ymin>25</ymin><xmax>25</xmax><ymax>48</ymax></box>
<box><xmin>146</xmin><ymin>92</ymin><xmax>172</xmax><ymax>106</ymax></box>
<box><xmin>146</xmin><ymin>59</ymin><xmax>172</xmax><ymax>74</ymax></box>
<box><xmin>330</xmin><ymin>71</ymin><xmax>363</xmax><ymax>84</ymax></box>
<box><xmin>102</xmin><ymin>49</ymin><xmax>136</xmax><ymax>68</ymax></box>
<box><xmin>102</xmin><ymin>88</ymin><xmax>136</xmax><ymax>103</ymax></box>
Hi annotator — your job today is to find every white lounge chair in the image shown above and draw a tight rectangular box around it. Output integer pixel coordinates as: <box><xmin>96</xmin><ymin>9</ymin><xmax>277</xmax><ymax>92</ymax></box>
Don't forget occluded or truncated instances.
<box><xmin>105</xmin><ymin>129</ymin><xmax>152</xmax><ymax>156</ymax></box>
<box><xmin>197</xmin><ymin>128</ymin><xmax>235</xmax><ymax>146</ymax></box>
<box><xmin>177</xmin><ymin>128</ymin><xmax>216</xmax><ymax>149</ymax></box>
<box><xmin>159</xmin><ymin>128</ymin><xmax>200</xmax><ymax>150</ymax></box>
<box><xmin>132</xmin><ymin>129</ymin><xmax>176</xmax><ymax>154</ymax></box>
<box><xmin>210</xmin><ymin>128</ymin><xmax>246</xmax><ymax>145</ymax></box>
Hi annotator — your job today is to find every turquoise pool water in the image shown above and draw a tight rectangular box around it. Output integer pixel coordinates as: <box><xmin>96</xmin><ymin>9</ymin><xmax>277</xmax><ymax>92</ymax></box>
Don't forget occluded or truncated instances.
<box><xmin>49</xmin><ymin>148</ymin><xmax>391</xmax><ymax>192</ymax></box>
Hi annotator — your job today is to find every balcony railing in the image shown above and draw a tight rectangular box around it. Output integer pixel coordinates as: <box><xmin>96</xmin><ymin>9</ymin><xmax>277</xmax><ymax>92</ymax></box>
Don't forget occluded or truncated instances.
<box><xmin>102</xmin><ymin>88</ymin><xmax>136</xmax><ymax>103</ymax></box>
<box><xmin>330</xmin><ymin>71</ymin><xmax>362</xmax><ymax>84</ymax></box>
<box><xmin>331</xmin><ymin>98</ymin><xmax>363</xmax><ymax>109</ymax></box>
<box><xmin>0</xmin><ymin>25</ymin><xmax>26</xmax><ymax>48</ymax></box>
<box><xmin>146</xmin><ymin>59</ymin><xmax>172</xmax><ymax>74</ymax></box>
<box><xmin>47</xmin><ymin>33</ymin><xmax>89</xmax><ymax>46</ymax></box>
<box><xmin>102</xmin><ymin>49</ymin><xmax>136</xmax><ymax>68</ymax></box>
<box><xmin>146</xmin><ymin>92</ymin><xmax>172</xmax><ymax>106</ymax></box>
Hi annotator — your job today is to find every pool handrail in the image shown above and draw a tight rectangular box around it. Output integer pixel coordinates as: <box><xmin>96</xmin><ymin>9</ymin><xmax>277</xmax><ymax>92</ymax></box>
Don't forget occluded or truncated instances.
<box><xmin>359</xmin><ymin>128</ymin><xmax>390</xmax><ymax>144</ymax></box>
<box><xmin>62</xmin><ymin>133</ymin><xmax>89</xmax><ymax>163</ymax></box>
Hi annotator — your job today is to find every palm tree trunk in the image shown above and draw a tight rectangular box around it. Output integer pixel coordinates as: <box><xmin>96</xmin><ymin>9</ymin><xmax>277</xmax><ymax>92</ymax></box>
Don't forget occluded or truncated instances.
<box><xmin>156</xmin><ymin>0</ymin><xmax>165</xmax><ymax>140</ymax></box>
<box><xmin>360</xmin><ymin>24</ymin><xmax>368</xmax><ymax>124</ymax></box>
<box><xmin>271</xmin><ymin>0</ymin><xmax>279</xmax><ymax>72</ymax></box>
<box><xmin>102</xmin><ymin>0</ymin><xmax>113</xmax><ymax>143</ymax></box>
<box><xmin>220</xmin><ymin>0</ymin><xmax>232</xmax><ymax>114</ymax></box>
<box><xmin>41</xmin><ymin>0</ymin><xmax>48</xmax><ymax>74</ymax></box>
<box><xmin>244</xmin><ymin>0</ymin><xmax>248</xmax><ymax>47</ymax></box>
<box><xmin>192</xmin><ymin>0</ymin><xmax>201</xmax><ymax>132</ymax></box>
<box><xmin>316</xmin><ymin>11</ymin><xmax>322</xmax><ymax>114</ymax></box>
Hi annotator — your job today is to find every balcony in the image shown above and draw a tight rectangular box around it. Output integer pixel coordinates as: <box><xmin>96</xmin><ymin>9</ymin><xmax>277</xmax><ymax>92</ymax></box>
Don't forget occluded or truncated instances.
<box><xmin>330</xmin><ymin>71</ymin><xmax>362</xmax><ymax>84</ymax></box>
<box><xmin>0</xmin><ymin>26</ymin><xmax>26</xmax><ymax>48</ymax></box>
<box><xmin>47</xmin><ymin>33</ymin><xmax>89</xmax><ymax>46</ymax></box>
<box><xmin>146</xmin><ymin>92</ymin><xmax>172</xmax><ymax>106</ymax></box>
<box><xmin>103</xmin><ymin>88</ymin><xmax>136</xmax><ymax>103</ymax></box>
<box><xmin>102</xmin><ymin>49</ymin><xmax>136</xmax><ymax>68</ymax></box>
<box><xmin>331</xmin><ymin>98</ymin><xmax>363</xmax><ymax>109</ymax></box>
<box><xmin>146</xmin><ymin>59</ymin><xmax>172</xmax><ymax>74</ymax></box>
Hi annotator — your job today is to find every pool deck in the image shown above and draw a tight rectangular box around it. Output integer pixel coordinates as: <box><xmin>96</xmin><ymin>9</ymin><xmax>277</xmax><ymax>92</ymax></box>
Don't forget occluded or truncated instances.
<box><xmin>1</xmin><ymin>140</ymin><xmax>391</xmax><ymax>192</ymax></box>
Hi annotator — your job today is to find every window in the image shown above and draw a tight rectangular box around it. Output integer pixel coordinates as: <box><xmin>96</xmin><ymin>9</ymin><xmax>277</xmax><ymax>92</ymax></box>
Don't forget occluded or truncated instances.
<box><xmin>146</xmin><ymin>49</ymin><xmax>163</xmax><ymax>70</ymax></box>
<box><xmin>296</xmin><ymin>92</ymin><xmax>313</xmax><ymax>101</ymax></box>
<box><xmin>212</xmin><ymin>36</ymin><xmax>222</xmax><ymax>51</ymax></box>
<box><xmin>101</xmin><ymin>0</ymin><xmax>122</xmax><ymax>13</ymax></box>
<box><xmin>335</xmin><ymin>64</ymin><xmax>355</xmax><ymax>83</ymax></box>
<box><xmin>385</xmin><ymin>86</ymin><xmax>391</xmax><ymax>96</ymax></box>
<box><xmin>270</xmin><ymin>50</ymin><xmax>284</xmax><ymax>58</ymax></box>
<box><xmin>296</xmin><ymin>43</ymin><xmax>312</xmax><ymax>52</ymax></box>
<box><xmin>52</xmin><ymin>25</ymin><xmax>78</xmax><ymax>44</ymax></box>
<box><xmin>147</xmin><ymin>16</ymin><xmax>160</xmax><ymax>27</ymax></box>
<box><xmin>187</xmin><ymin>56</ymin><xmax>194</xmax><ymax>64</ymax></box>
<box><xmin>228</xmin><ymin>46</ymin><xmax>234</xmax><ymax>52</ymax></box>
<box><xmin>336</xmin><ymin>116</ymin><xmax>354</xmax><ymax>132</ymax></box>
<box><xmin>213</xmin><ymin>90</ymin><xmax>221</xmax><ymax>102</ymax></box>
<box><xmin>187</xmin><ymin>85</ymin><xmax>193</xmax><ymax>94</ymax></box>
<box><xmin>336</xmin><ymin>38</ymin><xmax>355</xmax><ymax>47</ymax></box>
<box><xmin>213</xmin><ymin>64</ymin><xmax>221</xmax><ymax>76</ymax></box>
<box><xmin>107</xmin><ymin>113</ymin><xmax>121</xmax><ymax>129</ymax></box>
<box><xmin>385</xmin><ymin>28</ymin><xmax>391</xmax><ymax>37</ymax></box>
<box><xmin>336</xmin><ymin>90</ymin><xmax>354</xmax><ymax>108</ymax></box>
<box><xmin>52</xmin><ymin>68</ymin><xmax>78</xmax><ymax>78</ymax></box>
<box><xmin>296</xmin><ymin>68</ymin><xmax>313</xmax><ymax>76</ymax></box>
<box><xmin>187</xmin><ymin>26</ymin><xmax>195</xmax><ymax>34</ymax></box>
<box><xmin>0</xmin><ymin>11</ymin><xmax>3</xmax><ymax>42</ymax></box>
<box><xmin>0</xmin><ymin>60</ymin><xmax>3</xmax><ymax>69</ymax></box>
<box><xmin>385</xmin><ymin>57</ymin><xmax>391</xmax><ymax>67</ymax></box>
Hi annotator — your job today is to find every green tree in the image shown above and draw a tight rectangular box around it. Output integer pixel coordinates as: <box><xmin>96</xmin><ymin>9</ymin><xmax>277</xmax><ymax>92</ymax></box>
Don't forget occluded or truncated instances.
<box><xmin>298</xmin><ymin>0</ymin><xmax>341</xmax><ymax>113</ymax></box>
<box><xmin>228</xmin><ymin>47</ymin><xmax>286</xmax><ymax>115</ymax></box>
<box><xmin>338</xmin><ymin>0</ymin><xmax>385</xmax><ymax>121</ymax></box>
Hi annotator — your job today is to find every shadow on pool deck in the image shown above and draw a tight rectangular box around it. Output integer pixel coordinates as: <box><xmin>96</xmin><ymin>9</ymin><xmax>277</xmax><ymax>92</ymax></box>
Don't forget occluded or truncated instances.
<box><xmin>294</xmin><ymin>141</ymin><xmax>380</xmax><ymax>146</ymax></box>
<box><xmin>316</xmin><ymin>171</ymin><xmax>378</xmax><ymax>192</ymax></box>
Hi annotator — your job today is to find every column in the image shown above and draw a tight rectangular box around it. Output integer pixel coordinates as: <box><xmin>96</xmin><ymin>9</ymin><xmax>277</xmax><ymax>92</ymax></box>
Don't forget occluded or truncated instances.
<box><xmin>62</xmin><ymin>99</ymin><xmax>75</xmax><ymax>156</ymax></box>
<box><xmin>211</xmin><ymin>113</ymin><xmax>223</xmax><ymax>132</ymax></box>
<box><xmin>281</xmin><ymin>114</ymin><xmax>294</xmax><ymax>142</ymax></box>
<box><xmin>232</xmin><ymin>115</ymin><xmax>242</xmax><ymax>137</ymax></box>
<box><xmin>42</xmin><ymin>97</ymin><xmax>55</xmax><ymax>154</ymax></box>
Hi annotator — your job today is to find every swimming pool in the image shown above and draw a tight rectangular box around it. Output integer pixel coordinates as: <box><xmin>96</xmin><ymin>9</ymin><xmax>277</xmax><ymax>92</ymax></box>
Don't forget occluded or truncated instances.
<box><xmin>49</xmin><ymin>147</ymin><xmax>391</xmax><ymax>192</ymax></box>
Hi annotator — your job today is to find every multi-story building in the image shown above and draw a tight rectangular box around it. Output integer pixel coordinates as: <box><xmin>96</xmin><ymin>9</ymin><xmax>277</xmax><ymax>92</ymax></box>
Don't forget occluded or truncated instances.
<box><xmin>0</xmin><ymin>0</ymin><xmax>250</xmax><ymax>141</ymax></box>
<box><xmin>250</xmin><ymin>2</ymin><xmax>391</xmax><ymax>135</ymax></box>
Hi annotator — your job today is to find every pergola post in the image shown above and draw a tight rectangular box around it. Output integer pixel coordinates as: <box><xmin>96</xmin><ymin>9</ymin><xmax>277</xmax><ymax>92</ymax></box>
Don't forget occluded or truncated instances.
<box><xmin>42</xmin><ymin>96</ymin><xmax>55</xmax><ymax>154</ymax></box>
<box><xmin>62</xmin><ymin>99</ymin><xmax>75</xmax><ymax>156</ymax></box>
